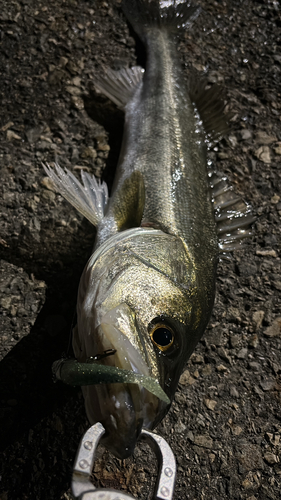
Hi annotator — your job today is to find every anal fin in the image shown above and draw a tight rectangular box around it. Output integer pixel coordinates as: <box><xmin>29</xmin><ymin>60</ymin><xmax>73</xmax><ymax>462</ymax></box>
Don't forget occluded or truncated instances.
<box><xmin>208</xmin><ymin>169</ymin><xmax>255</xmax><ymax>252</ymax></box>
<box><xmin>189</xmin><ymin>77</ymin><xmax>233</xmax><ymax>145</ymax></box>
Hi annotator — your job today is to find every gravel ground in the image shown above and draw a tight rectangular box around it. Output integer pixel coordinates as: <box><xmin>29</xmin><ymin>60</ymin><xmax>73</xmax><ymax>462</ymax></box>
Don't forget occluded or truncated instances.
<box><xmin>0</xmin><ymin>0</ymin><xmax>281</xmax><ymax>499</ymax></box>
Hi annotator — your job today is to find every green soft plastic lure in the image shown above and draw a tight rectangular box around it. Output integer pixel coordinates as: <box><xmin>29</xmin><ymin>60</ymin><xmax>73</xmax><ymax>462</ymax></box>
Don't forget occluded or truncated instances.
<box><xmin>52</xmin><ymin>358</ymin><xmax>170</xmax><ymax>404</ymax></box>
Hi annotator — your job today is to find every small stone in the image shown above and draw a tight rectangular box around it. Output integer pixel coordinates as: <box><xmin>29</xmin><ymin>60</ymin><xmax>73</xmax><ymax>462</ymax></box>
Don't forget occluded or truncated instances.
<box><xmin>266</xmin><ymin>432</ymin><xmax>274</xmax><ymax>443</ymax></box>
<box><xmin>192</xmin><ymin>63</ymin><xmax>207</xmax><ymax>72</ymax></box>
<box><xmin>187</xmin><ymin>431</ymin><xmax>194</xmax><ymax>442</ymax></box>
<box><xmin>174</xmin><ymin>421</ymin><xmax>187</xmax><ymax>434</ymax></box>
<box><xmin>237</xmin><ymin>348</ymin><xmax>248</xmax><ymax>359</ymax></box>
<box><xmin>179</xmin><ymin>370</ymin><xmax>196</xmax><ymax>386</ymax></box>
<box><xmin>201</xmin><ymin>364</ymin><xmax>212</xmax><ymax>376</ymax></box>
<box><xmin>191</xmin><ymin>353</ymin><xmax>204</xmax><ymax>364</ymax></box>
<box><xmin>232</xmin><ymin>426</ymin><xmax>243</xmax><ymax>436</ymax></box>
<box><xmin>260</xmin><ymin>378</ymin><xmax>275</xmax><ymax>392</ymax></box>
<box><xmin>237</xmin><ymin>262</ymin><xmax>258</xmax><ymax>277</ymax></box>
<box><xmin>1</xmin><ymin>120</ymin><xmax>14</xmax><ymax>131</ymax></box>
<box><xmin>272</xmin><ymin>362</ymin><xmax>281</xmax><ymax>376</ymax></box>
<box><xmin>41</xmin><ymin>176</ymin><xmax>56</xmax><ymax>192</ymax></box>
<box><xmin>248</xmin><ymin>362</ymin><xmax>261</xmax><ymax>372</ymax></box>
<box><xmin>237</xmin><ymin>442</ymin><xmax>264</xmax><ymax>472</ymax></box>
<box><xmin>228</xmin><ymin>135</ymin><xmax>238</xmax><ymax>147</ymax></box>
<box><xmin>7</xmin><ymin>130</ymin><xmax>21</xmax><ymax>140</ymax></box>
<box><xmin>252</xmin><ymin>310</ymin><xmax>264</xmax><ymax>331</ymax></box>
<box><xmin>271</xmin><ymin>194</ymin><xmax>280</xmax><ymax>204</ymax></box>
<box><xmin>97</xmin><ymin>143</ymin><xmax>110</xmax><ymax>152</ymax></box>
<box><xmin>207</xmin><ymin>328</ymin><xmax>223</xmax><ymax>346</ymax></box>
<box><xmin>205</xmin><ymin>399</ymin><xmax>217</xmax><ymax>410</ymax></box>
<box><xmin>193</xmin><ymin>434</ymin><xmax>213</xmax><ymax>449</ymax></box>
<box><xmin>216</xmin><ymin>364</ymin><xmax>228</xmax><ymax>372</ymax></box>
<box><xmin>217</xmin><ymin>347</ymin><xmax>231</xmax><ymax>364</ymax></box>
<box><xmin>255</xmin><ymin>131</ymin><xmax>277</xmax><ymax>144</ymax></box>
<box><xmin>72</xmin><ymin>76</ymin><xmax>81</xmax><ymax>87</ymax></box>
<box><xmin>66</xmin><ymin>60</ymin><xmax>79</xmax><ymax>75</ymax></box>
<box><xmin>273</xmin><ymin>435</ymin><xmax>280</xmax><ymax>446</ymax></box>
<box><xmin>0</xmin><ymin>297</ymin><xmax>12</xmax><ymax>309</ymax></box>
<box><xmin>241</xmin><ymin>129</ymin><xmax>252</xmax><ymax>140</ymax></box>
<box><xmin>254</xmin><ymin>145</ymin><xmax>271</xmax><ymax>164</ymax></box>
<box><xmin>218</xmin><ymin>152</ymin><xmax>229</xmax><ymax>160</ymax></box>
<box><xmin>274</xmin><ymin>144</ymin><xmax>281</xmax><ymax>155</ymax></box>
<box><xmin>230</xmin><ymin>334</ymin><xmax>240</xmax><ymax>348</ymax></box>
<box><xmin>256</xmin><ymin>248</ymin><xmax>277</xmax><ymax>258</ymax></box>
<box><xmin>248</xmin><ymin>334</ymin><xmax>259</xmax><ymax>348</ymax></box>
<box><xmin>273</xmin><ymin>281</ymin><xmax>281</xmax><ymax>291</ymax></box>
<box><xmin>59</xmin><ymin>56</ymin><xmax>68</xmax><ymax>67</ymax></box>
<box><xmin>264</xmin><ymin>317</ymin><xmax>281</xmax><ymax>337</ymax></box>
<box><xmin>227</xmin><ymin>306</ymin><xmax>241</xmax><ymax>322</ymax></box>
<box><xmin>42</xmin><ymin>190</ymin><xmax>56</xmax><ymax>202</ymax></box>
<box><xmin>81</xmin><ymin>147</ymin><xmax>97</xmax><ymax>159</ymax></box>
<box><xmin>242</xmin><ymin>479</ymin><xmax>252</xmax><ymax>489</ymax></box>
<box><xmin>263</xmin><ymin>452</ymin><xmax>278</xmax><ymax>465</ymax></box>
<box><xmin>65</xmin><ymin>85</ymin><xmax>81</xmax><ymax>96</ymax></box>
<box><xmin>230</xmin><ymin>385</ymin><xmax>239</xmax><ymax>398</ymax></box>
<box><xmin>71</xmin><ymin>95</ymin><xmax>84</xmax><ymax>109</ymax></box>
<box><xmin>26</xmin><ymin>125</ymin><xmax>46</xmax><ymax>143</ymax></box>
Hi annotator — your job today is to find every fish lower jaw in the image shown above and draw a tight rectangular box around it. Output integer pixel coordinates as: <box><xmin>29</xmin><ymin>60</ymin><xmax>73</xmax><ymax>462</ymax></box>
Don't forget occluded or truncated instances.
<box><xmin>83</xmin><ymin>383</ymin><xmax>162</xmax><ymax>458</ymax></box>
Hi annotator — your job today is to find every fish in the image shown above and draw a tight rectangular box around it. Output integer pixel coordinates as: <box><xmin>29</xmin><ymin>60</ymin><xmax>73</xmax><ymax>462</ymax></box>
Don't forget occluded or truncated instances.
<box><xmin>44</xmin><ymin>0</ymin><xmax>254</xmax><ymax>458</ymax></box>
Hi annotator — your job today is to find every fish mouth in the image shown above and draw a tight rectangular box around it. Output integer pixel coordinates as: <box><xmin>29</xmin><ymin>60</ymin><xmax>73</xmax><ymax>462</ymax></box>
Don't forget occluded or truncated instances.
<box><xmin>82</xmin><ymin>304</ymin><xmax>168</xmax><ymax>458</ymax></box>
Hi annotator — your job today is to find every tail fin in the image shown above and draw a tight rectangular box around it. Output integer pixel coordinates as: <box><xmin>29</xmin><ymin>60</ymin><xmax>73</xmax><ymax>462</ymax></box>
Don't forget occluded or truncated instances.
<box><xmin>122</xmin><ymin>0</ymin><xmax>200</xmax><ymax>42</ymax></box>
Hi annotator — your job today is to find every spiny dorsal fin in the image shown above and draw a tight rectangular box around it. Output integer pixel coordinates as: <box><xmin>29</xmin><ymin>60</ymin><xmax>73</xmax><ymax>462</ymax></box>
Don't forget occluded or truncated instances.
<box><xmin>208</xmin><ymin>169</ymin><xmax>255</xmax><ymax>252</ymax></box>
<box><xmin>94</xmin><ymin>66</ymin><xmax>144</xmax><ymax>109</ymax></box>
<box><xmin>43</xmin><ymin>163</ymin><xmax>108</xmax><ymax>227</ymax></box>
<box><xmin>112</xmin><ymin>171</ymin><xmax>145</xmax><ymax>230</ymax></box>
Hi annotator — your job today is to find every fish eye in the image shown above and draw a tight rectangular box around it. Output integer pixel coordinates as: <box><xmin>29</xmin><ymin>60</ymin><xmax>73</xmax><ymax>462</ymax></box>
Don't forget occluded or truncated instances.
<box><xmin>150</xmin><ymin>323</ymin><xmax>174</xmax><ymax>351</ymax></box>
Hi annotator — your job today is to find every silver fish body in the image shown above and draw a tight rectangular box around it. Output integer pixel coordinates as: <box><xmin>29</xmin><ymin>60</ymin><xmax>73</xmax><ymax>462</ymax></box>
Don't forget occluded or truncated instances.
<box><xmin>73</xmin><ymin>3</ymin><xmax>217</xmax><ymax>457</ymax></box>
<box><xmin>45</xmin><ymin>0</ymin><xmax>252</xmax><ymax>459</ymax></box>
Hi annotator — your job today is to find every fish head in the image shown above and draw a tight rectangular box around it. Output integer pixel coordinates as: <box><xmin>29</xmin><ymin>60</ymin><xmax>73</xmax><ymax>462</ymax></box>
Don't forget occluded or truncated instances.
<box><xmin>75</xmin><ymin>230</ymin><xmax>212</xmax><ymax>458</ymax></box>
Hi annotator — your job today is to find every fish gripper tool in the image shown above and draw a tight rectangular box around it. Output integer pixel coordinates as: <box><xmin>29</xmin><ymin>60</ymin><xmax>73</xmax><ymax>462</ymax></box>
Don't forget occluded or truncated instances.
<box><xmin>71</xmin><ymin>422</ymin><xmax>177</xmax><ymax>500</ymax></box>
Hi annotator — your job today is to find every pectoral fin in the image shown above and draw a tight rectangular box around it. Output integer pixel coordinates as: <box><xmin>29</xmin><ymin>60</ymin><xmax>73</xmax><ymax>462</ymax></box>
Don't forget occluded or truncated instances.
<box><xmin>43</xmin><ymin>163</ymin><xmax>108</xmax><ymax>227</ymax></box>
<box><xmin>113</xmin><ymin>171</ymin><xmax>145</xmax><ymax>230</ymax></box>
<box><xmin>94</xmin><ymin>66</ymin><xmax>144</xmax><ymax>109</ymax></box>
